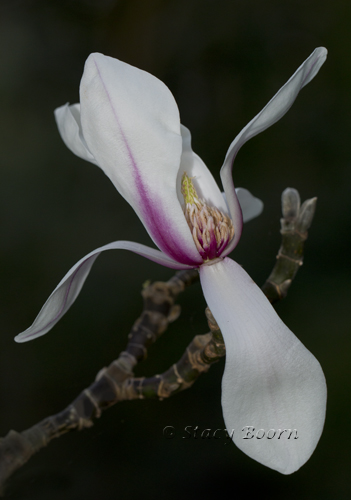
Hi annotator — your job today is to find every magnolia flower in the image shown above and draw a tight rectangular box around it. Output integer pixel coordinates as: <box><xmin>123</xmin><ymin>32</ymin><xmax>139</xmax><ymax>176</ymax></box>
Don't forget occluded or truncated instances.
<box><xmin>16</xmin><ymin>48</ymin><xmax>327</xmax><ymax>475</ymax></box>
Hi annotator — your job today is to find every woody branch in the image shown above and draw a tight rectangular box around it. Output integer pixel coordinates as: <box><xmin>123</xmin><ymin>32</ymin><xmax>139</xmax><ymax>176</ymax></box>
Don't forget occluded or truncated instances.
<box><xmin>0</xmin><ymin>188</ymin><xmax>316</xmax><ymax>494</ymax></box>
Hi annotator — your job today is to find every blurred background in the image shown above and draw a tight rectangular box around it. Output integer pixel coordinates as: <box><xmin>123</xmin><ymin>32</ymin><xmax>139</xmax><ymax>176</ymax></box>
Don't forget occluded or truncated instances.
<box><xmin>0</xmin><ymin>0</ymin><xmax>349</xmax><ymax>498</ymax></box>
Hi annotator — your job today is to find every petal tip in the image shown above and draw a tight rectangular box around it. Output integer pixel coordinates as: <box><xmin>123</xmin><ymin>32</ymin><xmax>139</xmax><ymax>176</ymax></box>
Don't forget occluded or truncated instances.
<box><xmin>315</xmin><ymin>46</ymin><xmax>328</xmax><ymax>58</ymax></box>
<box><xmin>14</xmin><ymin>331</ymin><xmax>33</xmax><ymax>343</ymax></box>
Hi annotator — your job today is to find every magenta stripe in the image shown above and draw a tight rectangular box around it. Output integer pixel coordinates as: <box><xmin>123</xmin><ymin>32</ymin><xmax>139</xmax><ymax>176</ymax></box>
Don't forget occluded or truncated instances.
<box><xmin>93</xmin><ymin>58</ymin><xmax>201</xmax><ymax>266</ymax></box>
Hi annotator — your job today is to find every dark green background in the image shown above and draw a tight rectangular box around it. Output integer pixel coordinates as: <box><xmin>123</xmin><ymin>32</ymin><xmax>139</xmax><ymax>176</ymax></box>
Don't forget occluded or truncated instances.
<box><xmin>0</xmin><ymin>0</ymin><xmax>349</xmax><ymax>498</ymax></box>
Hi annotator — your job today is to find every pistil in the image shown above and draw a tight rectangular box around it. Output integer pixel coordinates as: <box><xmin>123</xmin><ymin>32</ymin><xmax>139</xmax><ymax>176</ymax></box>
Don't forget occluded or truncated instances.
<box><xmin>181</xmin><ymin>173</ymin><xmax>234</xmax><ymax>261</ymax></box>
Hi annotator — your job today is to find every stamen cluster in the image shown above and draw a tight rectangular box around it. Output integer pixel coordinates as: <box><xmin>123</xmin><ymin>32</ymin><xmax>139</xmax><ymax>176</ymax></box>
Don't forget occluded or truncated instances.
<box><xmin>181</xmin><ymin>173</ymin><xmax>234</xmax><ymax>261</ymax></box>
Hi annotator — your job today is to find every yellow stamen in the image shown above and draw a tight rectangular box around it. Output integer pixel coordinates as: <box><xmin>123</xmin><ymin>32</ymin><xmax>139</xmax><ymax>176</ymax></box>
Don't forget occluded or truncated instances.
<box><xmin>181</xmin><ymin>172</ymin><xmax>199</xmax><ymax>205</ymax></box>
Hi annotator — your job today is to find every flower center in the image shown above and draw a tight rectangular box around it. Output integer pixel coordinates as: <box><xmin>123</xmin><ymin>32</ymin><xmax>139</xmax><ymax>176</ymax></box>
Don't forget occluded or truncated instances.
<box><xmin>181</xmin><ymin>173</ymin><xmax>235</xmax><ymax>261</ymax></box>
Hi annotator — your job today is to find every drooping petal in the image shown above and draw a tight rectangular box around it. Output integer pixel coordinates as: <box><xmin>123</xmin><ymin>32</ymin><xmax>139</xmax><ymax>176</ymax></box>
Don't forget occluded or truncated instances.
<box><xmin>221</xmin><ymin>47</ymin><xmax>327</xmax><ymax>254</ymax></box>
<box><xmin>54</xmin><ymin>103</ymin><xmax>98</xmax><ymax>165</ymax></box>
<box><xmin>176</xmin><ymin>125</ymin><xmax>228</xmax><ymax>214</ymax></box>
<box><xmin>15</xmin><ymin>241</ymin><xmax>192</xmax><ymax>343</ymax></box>
<box><xmin>200</xmin><ymin>257</ymin><xmax>326</xmax><ymax>474</ymax></box>
<box><xmin>225</xmin><ymin>188</ymin><xmax>263</xmax><ymax>223</ymax></box>
<box><xmin>79</xmin><ymin>54</ymin><xmax>202</xmax><ymax>267</ymax></box>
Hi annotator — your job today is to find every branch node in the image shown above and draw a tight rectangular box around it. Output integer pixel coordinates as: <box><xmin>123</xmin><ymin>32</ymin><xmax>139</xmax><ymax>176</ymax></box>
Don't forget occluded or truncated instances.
<box><xmin>173</xmin><ymin>363</ymin><xmax>185</xmax><ymax>384</ymax></box>
<box><xmin>167</xmin><ymin>304</ymin><xmax>181</xmax><ymax>323</ymax></box>
<box><xmin>276</xmin><ymin>251</ymin><xmax>303</xmax><ymax>265</ymax></box>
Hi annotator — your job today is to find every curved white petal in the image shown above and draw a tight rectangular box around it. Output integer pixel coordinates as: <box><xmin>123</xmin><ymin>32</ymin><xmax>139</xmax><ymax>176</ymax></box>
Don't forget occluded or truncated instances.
<box><xmin>176</xmin><ymin>125</ymin><xmax>228</xmax><ymax>214</ymax></box>
<box><xmin>79</xmin><ymin>53</ymin><xmax>202</xmax><ymax>267</ymax></box>
<box><xmin>15</xmin><ymin>241</ymin><xmax>192</xmax><ymax>343</ymax></box>
<box><xmin>200</xmin><ymin>257</ymin><xmax>326</xmax><ymax>474</ymax></box>
<box><xmin>54</xmin><ymin>103</ymin><xmax>97</xmax><ymax>164</ymax></box>
<box><xmin>235</xmin><ymin>188</ymin><xmax>264</xmax><ymax>223</ymax></box>
<box><xmin>221</xmin><ymin>47</ymin><xmax>327</xmax><ymax>254</ymax></box>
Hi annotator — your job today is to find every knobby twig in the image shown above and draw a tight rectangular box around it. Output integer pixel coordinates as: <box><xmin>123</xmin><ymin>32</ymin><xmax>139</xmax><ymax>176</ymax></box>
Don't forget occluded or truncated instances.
<box><xmin>0</xmin><ymin>188</ymin><xmax>316</xmax><ymax>494</ymax></box>
<box><xmin>262</xmin><ymin>188</ymin><xmax>317</xmax><ymax>303</ymax></box>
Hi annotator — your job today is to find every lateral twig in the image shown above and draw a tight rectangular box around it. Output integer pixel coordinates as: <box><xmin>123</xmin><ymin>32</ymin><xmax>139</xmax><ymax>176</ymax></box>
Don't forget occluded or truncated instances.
<box><xmin>262</xmin><ymin>188</ymin><xmax>317</xmax><ymax>303</ymax></box>
<box><xmin>0</xmin><ymin>269</ymin><xmax>199</xmax><ymax>492</ymax></box>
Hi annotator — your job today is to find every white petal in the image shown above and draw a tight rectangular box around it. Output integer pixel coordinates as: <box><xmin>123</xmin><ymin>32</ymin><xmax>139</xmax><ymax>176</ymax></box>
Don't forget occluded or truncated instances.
<box><xmin>222</xmin><ymin>189</ymin><xmax>264</xmax><ymax>223</ymax></box>
<box><xmin>54</xmin><ymin>103</ymin><xmax>97</xmax><ymax>164</ymax></box>
<box><xmin>15</xmin><ymin>241</ymin><xmax>192</xmax><ymax>343</ymax></box>
<box><xmin>221</xmin><ymin>47</ymin><xmax>327</xmax><ymax>254</ymax></box>
<box><xmin>176</xmin><ymin>125</ymin><xmax>228</xmax><ymax>213</ymax></box>
<box><xmin>79</xmin><ymin>53</ymin><xmax>202</xmax><ymax>266</ymax></box>
<box><xmin>200</xmin><ymin>257</ymin><xmax>326</xmax><ymax>474</ymax></box>
<box><xmin>235</xmin><ymin>188</ymin><xmax>264</xmax><ymax>223</ymax></box>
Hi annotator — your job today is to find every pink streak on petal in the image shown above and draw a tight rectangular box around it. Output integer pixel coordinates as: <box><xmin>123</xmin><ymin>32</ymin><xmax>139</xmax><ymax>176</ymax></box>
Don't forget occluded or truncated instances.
<box><xmin>92</xmin><ymin>59</ymin><xmax>202</xmax><ymax>267</ymax></box>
